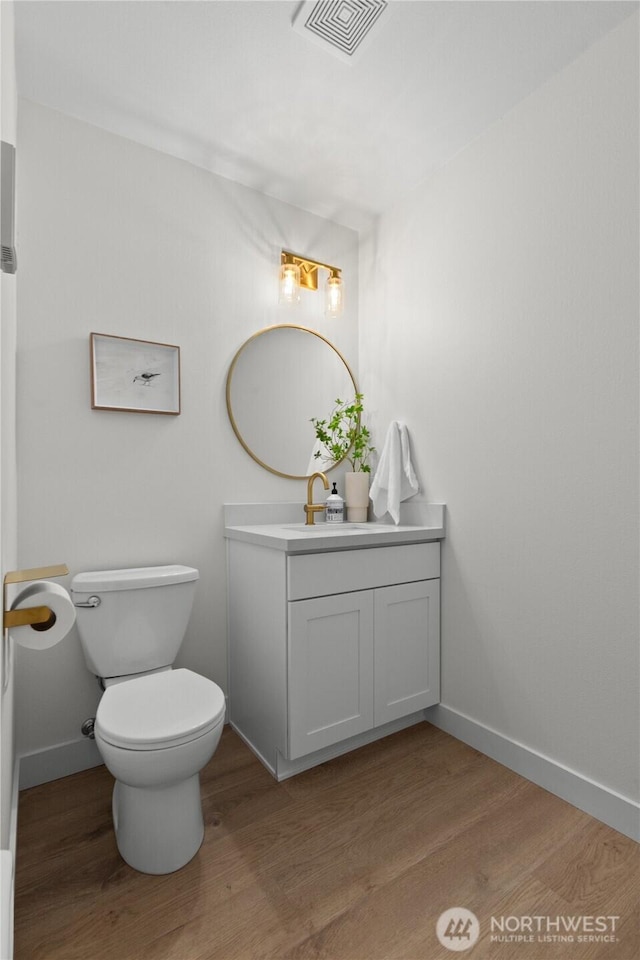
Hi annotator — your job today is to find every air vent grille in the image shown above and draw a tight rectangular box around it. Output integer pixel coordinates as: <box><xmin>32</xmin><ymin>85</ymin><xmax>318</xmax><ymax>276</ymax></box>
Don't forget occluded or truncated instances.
<box><xmin>1</xmin><ymin>245</ymin><xmax>17</xmax><ymax>275</ymax></box>
<box><xmin>293</xmin><ymin>0</ymin><xmax>389</xmax><ymax>63</ymax></box>
<box><xmin>1</xmin><ymin>142</ymin><xmax>17</xmax><ymax>275</ymax></box>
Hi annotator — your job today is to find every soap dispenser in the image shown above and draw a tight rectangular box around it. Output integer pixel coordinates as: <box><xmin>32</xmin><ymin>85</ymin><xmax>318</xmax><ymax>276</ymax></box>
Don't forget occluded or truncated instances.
<box><xmin>325</xmin><ymin>482</ymin><xmax>345</xmax><ymax>524</ymax></box>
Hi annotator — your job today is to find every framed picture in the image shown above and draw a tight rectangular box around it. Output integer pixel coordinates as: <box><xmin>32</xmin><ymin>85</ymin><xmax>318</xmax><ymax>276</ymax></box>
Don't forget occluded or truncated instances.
<box><xmin>90</xmin><ymin>333</ymin><xmax>181</xmax><ymax>415</ymax></box>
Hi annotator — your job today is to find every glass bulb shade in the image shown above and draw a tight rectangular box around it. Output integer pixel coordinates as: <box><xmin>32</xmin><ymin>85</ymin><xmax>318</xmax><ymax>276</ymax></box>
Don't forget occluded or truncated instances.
<box><xmin>279</xmin><ymin>261</ymin><xmax>301</xmax><ymax>304</ymax></box>
<box><xmin>325</xmin><ymin>274</ymin><xmax>344</xmax><ymax>318</ymax></box>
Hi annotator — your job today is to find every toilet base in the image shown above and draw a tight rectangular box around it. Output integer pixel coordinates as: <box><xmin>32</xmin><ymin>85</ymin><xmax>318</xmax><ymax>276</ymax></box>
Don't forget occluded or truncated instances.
<box><xmin>112</xmin><ymin>774</ymin><xmax>204</xmax><ymax>874</ymax></box>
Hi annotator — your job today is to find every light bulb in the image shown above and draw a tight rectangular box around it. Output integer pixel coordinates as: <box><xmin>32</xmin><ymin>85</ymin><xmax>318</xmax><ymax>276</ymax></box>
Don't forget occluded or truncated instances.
<box><xmin>279</xmin><ymin>261</ymin><xmax>300</xmax><ymax>305</ymax></box>
<box><xmin>325</xmin><ymin>273</ymin><xmax>344</xmax><ymax>318</ymax></box>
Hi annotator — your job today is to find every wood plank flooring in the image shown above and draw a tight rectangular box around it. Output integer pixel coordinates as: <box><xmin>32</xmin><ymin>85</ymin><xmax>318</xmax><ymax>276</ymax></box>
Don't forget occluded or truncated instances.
<box><xmin>14</xmin><ymin>723</ymin><xmax>639</xmax><ymax>960</ymax></box>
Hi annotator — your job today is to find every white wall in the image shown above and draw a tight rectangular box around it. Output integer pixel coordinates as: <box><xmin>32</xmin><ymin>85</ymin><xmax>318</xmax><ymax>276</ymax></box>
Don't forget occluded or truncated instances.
<box><xmin>11</xmin><ymin>12</ymin><xmax>639</xmax><ymax>819</ymax></box>
<box><xmin>1</xmin><ymin>4</ymin><xmax>19</xmax><ymax>956</ymax></box>
<box><xmin>1</xmin><ymin>0</ymin><xmax>19</xmax><ymax>854</ymax></box>
<box><xmin>361</xmin><ymin>15</ymin><xmax>639</xmax><ymax>802</ymax></box>
<box><xmin>15</xmin><ymin>100</ymin><xmax>358</xmax><ymax>762</ymax></box>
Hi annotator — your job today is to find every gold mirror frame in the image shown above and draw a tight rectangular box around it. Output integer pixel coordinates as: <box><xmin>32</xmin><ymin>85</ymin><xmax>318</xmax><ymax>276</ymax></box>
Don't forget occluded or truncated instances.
<box><xmin>226</xmin><ymin>324</ymin><xmax>358</xmax><ymax>480</ymax></box>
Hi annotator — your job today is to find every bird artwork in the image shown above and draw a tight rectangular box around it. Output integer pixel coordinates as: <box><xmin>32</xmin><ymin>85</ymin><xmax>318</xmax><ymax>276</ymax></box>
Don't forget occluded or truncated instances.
<box><xmin>133</xmin><ymin>372</ymin><xmax>161</xmax><ymax>386</ymax></box>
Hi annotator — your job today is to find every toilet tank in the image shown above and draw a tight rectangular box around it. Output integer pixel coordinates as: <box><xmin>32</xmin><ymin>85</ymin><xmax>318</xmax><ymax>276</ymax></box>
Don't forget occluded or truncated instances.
<box><xmin>70</xmin><ymin>565</ymin><xmax>199</xmax><ymax>679</ymax></box>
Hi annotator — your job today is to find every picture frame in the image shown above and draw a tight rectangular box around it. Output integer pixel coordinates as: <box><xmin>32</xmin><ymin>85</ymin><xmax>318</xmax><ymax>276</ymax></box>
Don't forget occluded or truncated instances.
<box><xmin>90</xmin><ymin>333</ymin><xmax>181</xmax><ymax>415</ymax></box>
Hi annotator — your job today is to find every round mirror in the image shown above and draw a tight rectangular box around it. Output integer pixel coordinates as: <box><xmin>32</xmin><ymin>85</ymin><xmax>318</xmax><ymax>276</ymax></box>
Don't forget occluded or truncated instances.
<box><xmin>226</xmin><ymin>324</ymin><xmax>358</xmax><ymax>479</ymax></box>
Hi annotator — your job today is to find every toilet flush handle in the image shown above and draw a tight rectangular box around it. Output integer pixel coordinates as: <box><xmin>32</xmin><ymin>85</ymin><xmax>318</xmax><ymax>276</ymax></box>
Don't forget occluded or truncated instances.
<box><xmin>74</xmin><ymin>595</ymin><xmax>101</xmax><ymax>608</ymax></box>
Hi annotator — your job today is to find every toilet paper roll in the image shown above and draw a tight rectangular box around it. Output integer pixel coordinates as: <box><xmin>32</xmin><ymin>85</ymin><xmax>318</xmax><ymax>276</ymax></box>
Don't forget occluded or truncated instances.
<box><xmin>10</xmin><ymin>581</ymin><xmax>76</xmax><ymax>650</ymax></box>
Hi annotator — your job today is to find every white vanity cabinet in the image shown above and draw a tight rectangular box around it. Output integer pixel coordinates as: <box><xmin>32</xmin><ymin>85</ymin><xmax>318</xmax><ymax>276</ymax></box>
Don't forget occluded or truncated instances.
<box><xmin>226</xmin><ymin>533</ymin><xmax>441</xmax><ymax>780</ymax></box>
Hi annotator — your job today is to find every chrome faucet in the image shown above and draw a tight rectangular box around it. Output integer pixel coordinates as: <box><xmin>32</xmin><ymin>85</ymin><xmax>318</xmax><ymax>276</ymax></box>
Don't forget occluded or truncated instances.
<box><xmin>304</xmin><ymin>472</ymin><xmax>330</xmax><ymax>525</ymax></box>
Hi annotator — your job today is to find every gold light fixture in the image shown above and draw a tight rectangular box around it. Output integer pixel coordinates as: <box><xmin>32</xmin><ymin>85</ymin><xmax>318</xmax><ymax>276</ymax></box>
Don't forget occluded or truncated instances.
<box><xmin>279</xmin><ymin>250</ymin><xmax>344</xmax><ymax>318</ymax></box>
<box><xmin>279</xmin><ymin>258</ymin><xmax>301</xmax><ymax>305</ymax></box>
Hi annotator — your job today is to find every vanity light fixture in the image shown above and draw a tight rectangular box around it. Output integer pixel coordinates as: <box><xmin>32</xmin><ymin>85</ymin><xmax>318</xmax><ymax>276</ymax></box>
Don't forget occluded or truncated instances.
<box><xmin>325</xmin><ymin>271</ymin><xmax>344</xmax><ymax>319</ymax></box>
<box><xmin>279</xmin><ymin>250</ymin><xmax>344</xmax><ymax>318</ymax></box>
<box><xmin>279</xmin><ymin>257</ymin><xmax>301</xmax><ymax>305</ymax></box>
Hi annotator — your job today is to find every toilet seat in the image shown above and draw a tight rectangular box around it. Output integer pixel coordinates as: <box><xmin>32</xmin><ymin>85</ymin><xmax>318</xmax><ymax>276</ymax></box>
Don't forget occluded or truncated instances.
<box><xmin>96</xmin><ymin>668</ymin><xmax>225</xmax><ymax>751</ymax></box>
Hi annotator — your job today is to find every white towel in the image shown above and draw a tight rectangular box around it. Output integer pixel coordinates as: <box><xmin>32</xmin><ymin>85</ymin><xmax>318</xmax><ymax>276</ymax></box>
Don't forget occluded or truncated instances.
<box><xmin>370</xmin><ymin>421</ymin><xmax>419</xmax><ymax>524</ymax></box>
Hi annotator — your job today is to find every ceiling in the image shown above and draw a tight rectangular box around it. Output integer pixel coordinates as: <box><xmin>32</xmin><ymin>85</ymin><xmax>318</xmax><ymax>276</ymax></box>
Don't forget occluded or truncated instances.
<box><xmin>14</xmin><ymin>0</ymin><xmax>638</xmax><ymax>231</ymax></box>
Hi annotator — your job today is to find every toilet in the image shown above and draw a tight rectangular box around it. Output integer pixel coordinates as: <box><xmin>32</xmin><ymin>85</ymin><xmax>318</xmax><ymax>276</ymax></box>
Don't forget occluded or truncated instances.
<box><xmin>70</xmin><ymin>564</ymin><xmax>225</xmax><ymax>875</ymax></box>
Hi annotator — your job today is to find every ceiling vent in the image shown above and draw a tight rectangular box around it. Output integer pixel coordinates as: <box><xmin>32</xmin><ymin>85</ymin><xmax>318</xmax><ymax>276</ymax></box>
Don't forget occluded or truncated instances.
<box><xmin>292</xmin><ymin>0</ymin><xmax>389</xmax><ymax>64</ymax></box>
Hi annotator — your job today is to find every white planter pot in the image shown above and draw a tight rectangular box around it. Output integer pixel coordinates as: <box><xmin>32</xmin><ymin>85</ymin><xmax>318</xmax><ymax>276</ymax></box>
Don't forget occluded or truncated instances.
<box><xmin>344</xmin><ymin>472</ymin><xmax>370</xmax><ymax>523</ymax></box>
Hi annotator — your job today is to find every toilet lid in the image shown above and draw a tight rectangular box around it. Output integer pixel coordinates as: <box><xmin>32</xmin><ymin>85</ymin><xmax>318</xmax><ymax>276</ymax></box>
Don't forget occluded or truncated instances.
<box><xmin>96</xmin><ymin>668</ymin><xmax>225</xmax><ymax>751</ymax></box>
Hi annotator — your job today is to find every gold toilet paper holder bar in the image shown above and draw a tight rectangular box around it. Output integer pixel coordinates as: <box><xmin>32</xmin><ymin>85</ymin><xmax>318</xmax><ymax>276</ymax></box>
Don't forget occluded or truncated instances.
<box><xmin>3</xmin><ymin>564</ymin><xmax>69</xmax><ymax>630</ymax></box>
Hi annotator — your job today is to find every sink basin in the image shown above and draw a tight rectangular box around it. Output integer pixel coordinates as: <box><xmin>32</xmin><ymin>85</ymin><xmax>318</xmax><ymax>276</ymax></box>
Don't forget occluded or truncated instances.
<box><xmin>281</xmin><ymin>523</ymin><xmax>370</xmax><ymax>534</ymax></box>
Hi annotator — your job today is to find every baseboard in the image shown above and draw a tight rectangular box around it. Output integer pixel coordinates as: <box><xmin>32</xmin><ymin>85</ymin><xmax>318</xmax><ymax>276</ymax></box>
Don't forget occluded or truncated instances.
<box><xmin>18</xmin><ymin>736</ymin><xmax>103</xmax><ymax>790</ymax></box>
<box><xmin>425</xmin><ymin>704</ymin><xmax>640</xmax><ymax>842</ymax></box>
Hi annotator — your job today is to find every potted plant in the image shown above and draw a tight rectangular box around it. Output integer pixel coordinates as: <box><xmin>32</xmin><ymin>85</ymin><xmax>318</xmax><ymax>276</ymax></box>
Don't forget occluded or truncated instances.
<box><xmin>310</xmin><ymin>394</ymin><xmax>375</xmax><ymax>522</ymax></box>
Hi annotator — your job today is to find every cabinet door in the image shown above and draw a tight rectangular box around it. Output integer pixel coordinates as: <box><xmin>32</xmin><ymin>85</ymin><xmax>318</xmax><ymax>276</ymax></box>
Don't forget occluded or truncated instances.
<box><xmin>374</xmin><ymin>580</ymin><xmax>440</xmax><ymax>727</ymax></box>
<box><xmin>288</xmin><ymin>591</ymin><xmax>374</xmax><ymax>760</ymax></box>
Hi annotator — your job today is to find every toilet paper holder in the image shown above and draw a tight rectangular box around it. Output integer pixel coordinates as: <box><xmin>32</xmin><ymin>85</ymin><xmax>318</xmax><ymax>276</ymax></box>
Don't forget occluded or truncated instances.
<box><xmin>3</xmin><ymin>564</ymin><xmax>69</xmax><ymax>630</ymax></box>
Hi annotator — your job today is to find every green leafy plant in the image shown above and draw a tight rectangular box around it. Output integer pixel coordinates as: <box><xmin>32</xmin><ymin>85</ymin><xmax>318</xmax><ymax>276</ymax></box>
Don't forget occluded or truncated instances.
<box><xmin>310</xmin><ymin>393</ymin><xmax>375</xmax><ymax>473</ymax></box>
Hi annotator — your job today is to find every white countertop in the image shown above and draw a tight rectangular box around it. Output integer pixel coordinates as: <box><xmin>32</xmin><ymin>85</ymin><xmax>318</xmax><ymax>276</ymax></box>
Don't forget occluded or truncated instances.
<box><xmin>224</xmin><ymin>502</ymin><xmax>445</xmax><ymax>554</ymax></box>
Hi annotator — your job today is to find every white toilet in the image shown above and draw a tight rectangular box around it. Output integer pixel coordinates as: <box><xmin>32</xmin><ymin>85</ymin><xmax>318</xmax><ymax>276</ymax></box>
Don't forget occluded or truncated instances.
<box><xmin>71</xmin><ymin>564</ymin><xmax>225</xmax><ymax>875</ymax></box>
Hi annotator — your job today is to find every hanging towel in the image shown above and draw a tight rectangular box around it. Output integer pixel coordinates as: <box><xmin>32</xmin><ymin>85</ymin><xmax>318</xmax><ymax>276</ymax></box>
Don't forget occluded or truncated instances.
<box><xmin>370</xmin><ymin>421</ymin><xmax>419</xmax><ymax>524</ymax></box>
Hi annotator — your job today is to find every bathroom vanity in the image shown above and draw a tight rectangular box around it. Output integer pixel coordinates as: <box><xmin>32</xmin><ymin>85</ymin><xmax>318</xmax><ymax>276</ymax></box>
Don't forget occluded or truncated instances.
<box><xmin>225</xmin><ymin>503</ymin><xmax>444</xmax><ymax>779</ymax></box>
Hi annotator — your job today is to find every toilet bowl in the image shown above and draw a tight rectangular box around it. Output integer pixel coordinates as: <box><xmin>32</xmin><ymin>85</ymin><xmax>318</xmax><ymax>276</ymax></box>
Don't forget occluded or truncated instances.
<box><xmin>95</xmin><ymin>668</ymin><xmax>225</xmax><ymax>874</ymax></box>
<box><xmin>71</xmin><ymin>565</ymin><xmax>226</xmax><ymax>875</ymax></box>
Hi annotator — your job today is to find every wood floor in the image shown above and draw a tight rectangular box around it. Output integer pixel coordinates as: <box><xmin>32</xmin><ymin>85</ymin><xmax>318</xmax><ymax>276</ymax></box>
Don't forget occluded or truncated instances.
<box><xmin>14</xmin><ymin>723</ymin><xmax>639</xmax><ymax>960</ymax></box>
